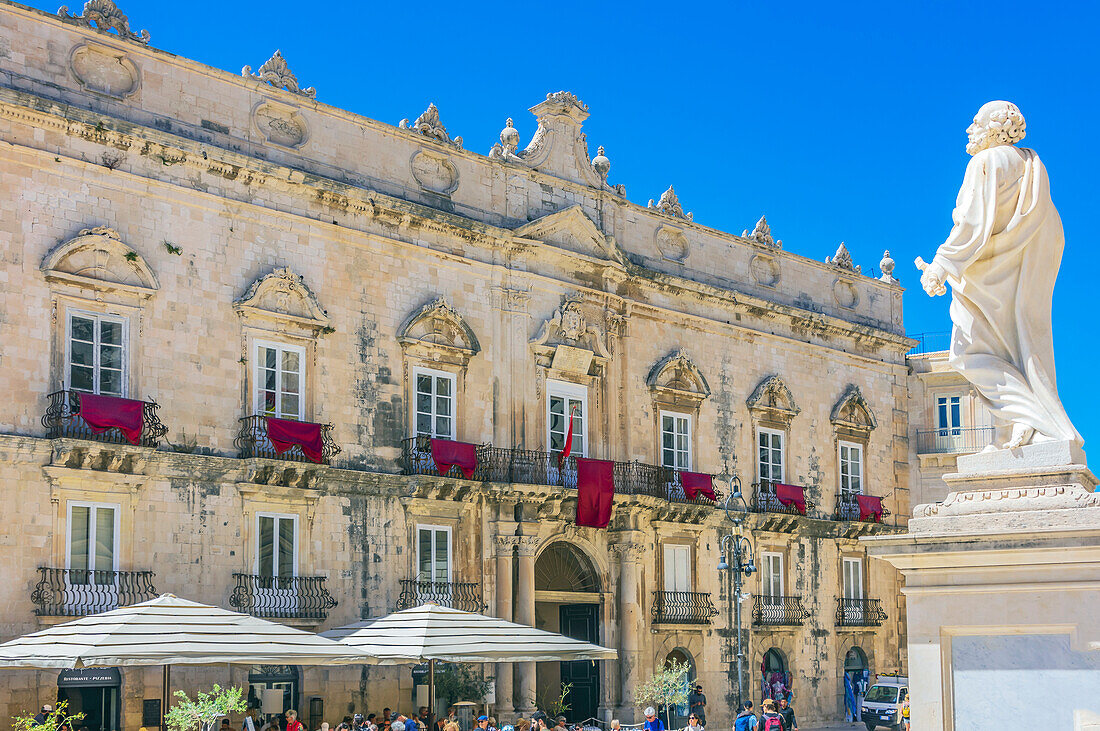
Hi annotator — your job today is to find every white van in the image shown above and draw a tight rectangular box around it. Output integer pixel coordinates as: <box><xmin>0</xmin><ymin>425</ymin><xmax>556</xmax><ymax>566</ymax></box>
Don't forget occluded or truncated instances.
<box><xmin>860</xmin><ymin>675</ymin><xmax>908</xmax><ymax>731</ymax></box>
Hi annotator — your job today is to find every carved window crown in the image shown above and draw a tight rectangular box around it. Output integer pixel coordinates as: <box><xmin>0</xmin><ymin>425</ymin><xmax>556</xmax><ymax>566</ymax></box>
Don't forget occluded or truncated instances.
<box><xmin>648</xmin><ymin>349</ymin><xmax>710</xmax><ymax>407</ymax></box>
<box><xmin>397</xmin><ymin>297</ymin><xmax>480</xmax><ymax>366</ymax></box>
<box><xmin>42</xmin><ymin>227</ymin><xmax>158</xmax><ymax>298</ymax></box>
<box><xmin>747</xmin><ymin>375</ymin><xmax>800</xmax><ymax>427</ymax></box>
<box><xmin>830</xmin><ymin>385</ymin><xmax>877</xmax><ymax>437</ymax></box>
<box><xmin>234</xmin><ymin>267</ymin><xmax>330</xmax><ymax>335</ymax></box>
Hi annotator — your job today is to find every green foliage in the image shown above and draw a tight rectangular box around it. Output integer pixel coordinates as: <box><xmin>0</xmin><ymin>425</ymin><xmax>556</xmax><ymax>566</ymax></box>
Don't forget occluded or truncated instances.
<box><xmin>124</xmin><ymin>251</ymin><xmax>139</xmax><ymax>262</ymax></box>
<box><xmin>164</xmin><ymin>241</ymin><xmax>183</xmax><ymax>255</ymax></box>
<box><xmin>635</xmin><ymin>660</ymin><xmax>694</xmax><ymax>727</ymax></box>
<box><xmin>534</xmin><ymin>682</ymin><xmax>572</xmax><ymax>717</ymax></box>
<box><xmin>433</xmin><ymin>663</ymin><xmax>493</xmax><ymax>707</ymax></box>
<box><xmin>12</xmin><ymin>700</ymin><xmax>85</xmax><ymax>731</ymax></box>
<box><xmin>165</xmin><ymin>684</ymin><xmax>247</xmax><ymax>731</ymax></box>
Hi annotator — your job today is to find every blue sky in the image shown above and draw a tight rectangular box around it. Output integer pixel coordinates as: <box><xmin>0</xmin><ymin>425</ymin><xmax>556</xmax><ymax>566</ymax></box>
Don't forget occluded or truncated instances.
<box><xmin>29</xmin><ymin>0</ymin><xmax>1100</xmax><ymax>447</ymax></box>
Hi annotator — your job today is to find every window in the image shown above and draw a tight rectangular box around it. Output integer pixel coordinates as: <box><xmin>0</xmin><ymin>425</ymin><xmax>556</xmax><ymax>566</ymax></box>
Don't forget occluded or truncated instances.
<box><xmin>761</xmin><ymin>552</ymin><xmax>784</xmax><ymax>599</ymax></box>
<box><xmin>254</xmin><ymin>341</ymin><xmax>305</xmax><ymax>420</ymax></box>
<box><xmin>67</xmin><ymin>502</ymin><xmax>118</xmax><ymax>575</ymax></box>
<box><xmin>417</xmin><ymin>525</ymin><xmax>451</xmax><ymax>583</ymax></box>
<box><xmin>842</xmin><ymin>557</ymin><xmax>864</xmax><ymax>600</ymax></box>
<box><xmin>660</xmin><ymin>412</ymin><xmax>692</xmax><ymax>470</ymax></box>
<box><xmin>548</xmin><ymin>381</ymin><xmax>587</xmax><ymax>457</ymax></box>
<box><xmin>839</xmin><ymin>441</ymin><xmax>864</xmax><ymax>495</ymax></box>
<box><xmin>936</xmin><ymin>395</ymin><xmax>962</xmax><ymax>435</ymax></box>
<box><xmin>758</xmin><ymin>428</ymin><xmax>784</xmax><ymax>485</ymax></box>
<box><xmin>67</xmin><ymin>311</ymin><xmax>126</xmax><ymax>396</ymax></box>
<box><xmin>414</xmin><ymin>368</ymin><xmax>456</xmax><ymax>439</ymax></box>
<box><xmin>663</xmin><ymin>544</ymin><xmax>691</xmax><ymax>593</ymax></box>
<box><xmin>257</xmin><ymin>513</ymin><xmax>297</xmax><ymax>579</ymax></box>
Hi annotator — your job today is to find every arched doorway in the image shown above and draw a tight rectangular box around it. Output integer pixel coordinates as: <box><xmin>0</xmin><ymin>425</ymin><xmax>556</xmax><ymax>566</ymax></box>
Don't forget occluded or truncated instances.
<box><xmin>534</xmin><ymin>542</ymin><xmax>601</xmax><ymax>722</ymax></box>
<box><xmin>761</xmin><ymin>648</ymin><xmax>790</xmax><ymax>702</ymax></box>
<box><xmin>843</xmin><ymin>647</ymin><xmax>870</xmax><ymax>722</ymax></box>
<box><xmin>248</xmin><ymin>666</ymin><xmax>300</xmax><ymax>722</ymax></box>
<box><xmin>664</xmin><ymin>649</ymin><xmax>696</xmax><ymax>729</ymax></box>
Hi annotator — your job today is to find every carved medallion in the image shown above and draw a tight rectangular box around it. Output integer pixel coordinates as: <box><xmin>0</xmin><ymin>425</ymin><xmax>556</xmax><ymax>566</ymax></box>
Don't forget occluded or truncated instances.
<box><xmin>70</xmin><ymin>43</ymin><xmax>139</xmax><ymax>98</ymax></box>
<box><xmin>750</xmin><ymin>253</ymin><xmax>780</xmax><ymax>287</ymax></box>
<box><xmin>252</xmin><ymin>100</ymin><xmax>308</xmax><ymax>149</ymax></box>
<box><xmin>655</xmin><ymin>225</ymin><xmax>688</xmax><ymax>262</ymax></box>
<box><xmin>833</xmin><ymin>278</ymin><xmax>859</xmax><ymax>309</ymax></box>
<box><xmin>410</xmin><ymin>151</ymin><xmax>459</xmax><ymax>195</ymax></box>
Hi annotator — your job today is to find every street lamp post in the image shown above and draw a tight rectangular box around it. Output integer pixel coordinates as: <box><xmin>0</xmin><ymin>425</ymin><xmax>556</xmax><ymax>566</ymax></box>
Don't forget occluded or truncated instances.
<box><xmin>717</xmin><ymin>475</ymin><xmax>756</xmax><ymax>708</ymax></box>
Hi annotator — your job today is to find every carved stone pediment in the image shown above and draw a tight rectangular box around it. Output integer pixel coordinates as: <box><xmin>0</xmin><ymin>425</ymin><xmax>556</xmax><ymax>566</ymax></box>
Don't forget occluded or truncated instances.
<box><xmin>514</xmin><ymin>206</ymin><xmax>623</xmax><ymax>263</ymax></box>
<box><xmin>530</xmin><ymin>298</ymin><xmax>611</xmax><ymax>376</ymax></box>
<box><xmin>242</xmin><ymin>50</ymin><xmax>316</xmax><ymax>99</ymax></box>
<box><xmin>648</xmin><ymin>349</ymin><xmax>710</xmax><ymax>407</ymax></box>
<box><xmin>42</xmin><ymin>226</ymin><xmax>158</xmax><ymax>297</ymax></box>
<box><xmin>831</xmin><ymin>385</ymin><xmax>877</xmax><ymax>436</ymax></box>
<box><xmin>397</xmin><ymin>297</ymin><xmax>480</xmax><ymax>366</ymax></box>
<box><xmin>520</xmin><ymin>91</ymin><xmax>615</xmax><ymax>191</ymax></box>
<box><xmin>234</xmin><ymin>268</ymin><xmax>330</xmax><ymax>333</ymax></box>
<box><xmin>747</xmin><ymin>375</ymin><xmax>800</xmax><ymax>427</ymax></box>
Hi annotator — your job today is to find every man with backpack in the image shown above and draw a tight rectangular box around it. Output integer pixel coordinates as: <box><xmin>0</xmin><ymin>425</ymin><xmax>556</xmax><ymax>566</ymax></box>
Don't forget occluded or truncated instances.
<box><xmin>733</xmin><ymin>702</ymin><xmax>757</xmax><ymax>731</ymax></box>
<box><xmin>758</xmin><ymin>700</ymin><xmax>783</xmax><ymax>731</ymax></box>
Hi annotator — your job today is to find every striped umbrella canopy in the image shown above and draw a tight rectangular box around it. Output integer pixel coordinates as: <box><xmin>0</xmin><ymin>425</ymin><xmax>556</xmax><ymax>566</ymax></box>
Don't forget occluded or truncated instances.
<box><xmin>321</xmin><ymin>603</ymin><xmax>617</xmax><ymax>663</ymax></box>
<box><xmin>0</xmin><ymin>594</ymin><xmax>375</xmax><ymax>668</ymax></box>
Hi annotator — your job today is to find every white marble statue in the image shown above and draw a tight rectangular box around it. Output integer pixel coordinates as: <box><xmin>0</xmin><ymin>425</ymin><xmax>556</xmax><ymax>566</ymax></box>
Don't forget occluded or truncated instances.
<box><xmin>919</xmin><ymin>101</ymin><xmax>1082</xmax><ymax>450</ymax></box>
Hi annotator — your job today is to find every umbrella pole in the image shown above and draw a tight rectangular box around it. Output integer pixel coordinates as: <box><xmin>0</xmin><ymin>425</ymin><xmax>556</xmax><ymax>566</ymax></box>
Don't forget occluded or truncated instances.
<box><xmin>162</xmin><ymin>664</ymin><xmax>171</xmax><ymax>726</ymax></box>
<box><xmin>428</xmin><ymin>658</ymin><xmax>436</xmax><ymax>730</ymax></box>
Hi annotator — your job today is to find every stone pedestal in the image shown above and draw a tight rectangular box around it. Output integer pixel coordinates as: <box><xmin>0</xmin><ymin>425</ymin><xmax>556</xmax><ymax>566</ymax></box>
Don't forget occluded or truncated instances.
<box><xmin>865</xmin><ymin>441</ymin><xmax>1100</xmax><ymax>731</ymax></box>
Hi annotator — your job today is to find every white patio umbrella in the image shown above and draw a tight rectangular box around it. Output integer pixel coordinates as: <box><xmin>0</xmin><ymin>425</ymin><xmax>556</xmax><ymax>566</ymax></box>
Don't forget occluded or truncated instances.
<box><xmin>322</xmin><ymin>603</ymin><xmax>616</xmax><ymax>720</ymax></box>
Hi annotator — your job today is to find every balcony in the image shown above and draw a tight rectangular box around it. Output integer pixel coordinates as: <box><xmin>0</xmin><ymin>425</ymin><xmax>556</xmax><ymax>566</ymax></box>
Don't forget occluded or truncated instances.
<box><xmin>835</xmin><ymin>597</ymin><xmax>888</xmax><ymax>627</ymax></box>
<box><xmin>651</xmin><ymin>591</ymin><xmax>719</xmax><ymax>625</ymax></box>
<box><xmin>229</xmin><ymin>573</ymin><xmax>338</xmax><ymax>620</ymax></box>
<box><xmin>43</xmin><ymin>390</ymin><xmax>168</xmax><ymax>448</ymax></box>
<box><xmin>402</xmin><ymin>437</ymin><xmax>722</xmax><ymax>506</ymax></box>
<box><xmin>750</xmin><ymin>482</ymin><xmax>815</xmax><ymax>516</ymax></box>
<box><xmin>235</xmin><ymin>415</ymin><xmax>340</xmax><ymax>464</ymax></box>
<box><xmin>751</xmin><ymin>595</ymin><xmax>810</xmax><ymax>627</ymax></box>
<box><xmin>916</xmin><ymin>426</ymin><xmax>995</xmax><ymax>455</ymax></box>
<box><xmin>396</xmin><ymin>579</ymin><xmax>482</xmax><ymax>613</ymax></box>
<box><xmin>833</xmin><ymin>492</ymin><xmax>891</xmax><ymax>524</ymax></box>
<box><xmin>32</xmin><ymin>567</ymin><xmax>157</xmax><ymax>616</ymax></box>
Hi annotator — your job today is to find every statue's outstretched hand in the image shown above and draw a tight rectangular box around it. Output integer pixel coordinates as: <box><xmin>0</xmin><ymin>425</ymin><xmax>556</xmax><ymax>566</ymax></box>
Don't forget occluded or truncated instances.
<box><xmin>920</xmin><ymin>262</ymin><xmax>948</xmax><ymax>297</ymax></box>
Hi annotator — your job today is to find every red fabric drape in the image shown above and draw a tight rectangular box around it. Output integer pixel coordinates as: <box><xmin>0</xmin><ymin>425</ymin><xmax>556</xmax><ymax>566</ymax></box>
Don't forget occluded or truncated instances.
<box><xmin>776</xmin><ymin>483</ymin><xmax>807</xmax><ymax>515</ymax></box>
<box><xmin>78</xmin><ymin>393</ymin><xmax>144</xmax><ymax>445</ymax></box>
<box><xmin>266</xmin><ymin>417</ymin><xmax>324</xmax><ymax>463</ymax></box>
<box><xmin>681</xmin><ymin>472</ymin><xmax>717</xmax><ymax>501</ymax></box>
<box><xmin>559</xmin><ymin>405</ymin><xmax>577</xmax><ymax>468</ymax></box>
<box><xmin>856</xmin><ymin>494</ymin><xmax>883</xmax><ymax>522</ymax></box>
<box><xmin>430</xmin><ymin>439</ymin><xmax>478</xmax><ymax>479</ymax></box>
<box><xmin>576</xmin><ymin>457</ymin><xmax>615</xmax><ymax>528</ymax></box>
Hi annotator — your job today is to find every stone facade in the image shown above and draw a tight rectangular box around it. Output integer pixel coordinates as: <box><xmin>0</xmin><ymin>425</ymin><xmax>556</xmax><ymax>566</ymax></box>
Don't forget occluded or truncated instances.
<box><xmin>0</xmin><ymin>2</ymin><xmax>911</xmax><ymax>729</ymax></box>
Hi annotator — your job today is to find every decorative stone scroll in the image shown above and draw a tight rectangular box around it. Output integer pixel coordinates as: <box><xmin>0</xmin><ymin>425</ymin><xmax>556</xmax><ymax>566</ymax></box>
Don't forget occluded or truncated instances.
<box><xmin>58</xmin><ymin>0</ymin><xmax>150</xmax><ymax>45</ymax></box>
<box><xmin>234</xmin><ymin>267</ymin><xmax>330</xmax><ymax>334</ymax></box>
<box><xmin>243</xmin><ymin>50</ymin><xmax>317</xmax><ymax>99</ymax></box>
<box><xmin>252</xmin><ymin>99</ymin><xmax>308</xmax><ymax>149</ymax></box>
<box><xmin>520</xmin><ymin>91</ymin><xmax>616</xmax><ymax>192</ymax></box>
<box><xmin>397</xmin><ymin>297</ymin><xmax>480</xmax><ymax>367</ymax></box>
<box><xmin>69</xmin><ymin>43</ymin><xmax>140</xmax><ymax>98</ymax></box>
<box><xmin>747</xmin><ymin>375</ymin><xmax>800</xmax><ymax>428</ymax></box>
<box><xmin>410</xmin><ymin>151</ymin><xmax>459</xmax><ymax>195</ymax></box>
<box><xmin>830</xmin><ymin>385</ymin><xmax>877</xmax><ymax>437</ymax></box>
<box><xmin>750</xmin><ymin>253</ymin><xmax>780</xmax><ymax>287</ymax></box>
<box><xmin>400</xmin><ymin>104</ymin><xmax>462</xmax><ymax>149</ymax></box>
<box><xmin>648</xmin><ymin>350</ymin><xmax>710</xmax><ymax>409</ymax></box>
<box><xmin>826</xmin><ymin>242</ymin><xmax>861</xmax><ymax>273</ymax></box>
<box><xmin>742</xmin><ymin>215</ymin><xmax>781</xmax><ymax>248</ymax></box>
<box><xmin>648</xmin><ymin>186</ymin><xmax>692</xmax><ymax>221</ymax></box>
<box><xmin>655</xmin><ymin>225</ymin><xmax>689</xmax><ymax>263</ymax></box>
<box><xmin>42</xmin><ymin>226</ymin><xmax>158</xmax><ymax>296</ymax></box>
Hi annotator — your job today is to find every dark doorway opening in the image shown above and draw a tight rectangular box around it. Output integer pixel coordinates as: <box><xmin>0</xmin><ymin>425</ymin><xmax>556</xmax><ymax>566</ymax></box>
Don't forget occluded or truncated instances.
<box><xmin>57</xmin><ymin>669</ymin><xmax>121</xmax><ymax>731</ymax></box>
<box><xmin>558</xmin><ymin>604</ymin><xmax>599</xmax><ymax>723</ymax></box>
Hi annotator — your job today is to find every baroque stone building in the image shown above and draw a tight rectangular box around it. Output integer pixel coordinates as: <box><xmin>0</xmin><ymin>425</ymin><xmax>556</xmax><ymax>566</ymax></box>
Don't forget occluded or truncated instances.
<box><xmin>0</xmin><ymin>2</ymin><xmax>911</xmax><ymax>729</ymax></box>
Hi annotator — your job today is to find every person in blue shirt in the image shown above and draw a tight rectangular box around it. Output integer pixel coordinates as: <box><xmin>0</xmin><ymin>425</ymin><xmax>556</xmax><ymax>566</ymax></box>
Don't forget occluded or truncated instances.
<box><xmin>734</xmin><ymin>702</ymin><xmax>758</xmax><ymax>731</ymax></box>
<box><xmin>643</xmin><ymin>707</ymin><xmax>664</xmax><ymax>731</ymax></box>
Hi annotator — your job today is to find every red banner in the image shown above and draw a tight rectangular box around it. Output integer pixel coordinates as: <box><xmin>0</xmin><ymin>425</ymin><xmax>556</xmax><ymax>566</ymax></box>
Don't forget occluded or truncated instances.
<box><xmin>776</xmin><ymin>483</ymin><xmax>807</xmax><ymax>515</ymax></box>
<box><xmin>78</xmin><ymin>393</ymin><xmax>143</xmax><ymax>445</ymax></box>
<box><xmin>681</xmin><ymin>472</ymin><xmax>717</xmax><ymax>501</ymax></box>
<box><xmin>856</xmin><ymin>494</ymin><xmax>883</xmax><ymax>522</ymax></box>
<box><xmin>266</xmin><ymin>417</ymin><xmax>323</xmax><ymax>463</ymax></box>
<box><xmin>430</xmin><ymin>439</ymin><xmax>478</xmax><ymax>479</ymax></box>
<box><xmin>576</xmin><ymin>458</ymin><xmax>614</xmax><ymax>528</ymax></box>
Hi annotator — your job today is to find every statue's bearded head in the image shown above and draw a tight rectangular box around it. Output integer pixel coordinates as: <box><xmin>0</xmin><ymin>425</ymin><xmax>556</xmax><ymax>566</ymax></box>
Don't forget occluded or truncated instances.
<box><xmin>966</xmin><ymin>101</ymin><xmax>1027</xmax><ymax>155</ymax></box>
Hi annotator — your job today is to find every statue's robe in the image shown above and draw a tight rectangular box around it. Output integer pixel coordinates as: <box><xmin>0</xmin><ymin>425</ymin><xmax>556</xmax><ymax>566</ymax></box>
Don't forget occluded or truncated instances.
<box><xmin>933</xmin><ymin>144</ymin><xmax>1081</xmax><ymax>444</ymax></box>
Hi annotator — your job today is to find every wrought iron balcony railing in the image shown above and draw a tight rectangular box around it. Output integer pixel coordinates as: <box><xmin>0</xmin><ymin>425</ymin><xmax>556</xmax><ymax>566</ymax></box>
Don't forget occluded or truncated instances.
<box><xmin>235</xmin><ymin>415</ymin><xmax>340</xmax><ymax>464</ymax></box>
<box><xmin>400</xmin><ymin>436</ymin><xmax>492</xmax><ymax>480</ymax></box>
<box><xmin>32</xmin><ymin>567</ymin><xmax>158</xmax><ymax>616</ymax></box>
<box><xmin>833</xmin><ymin>492</ymin><xmax>891</xmax><ymax>524</ymax></box>
<box><xmin>43</xmin><ymin>390</ymin><xmax>168</xmax><ymax>447</ymax></box>
<box><xmin>751</xmin><ymin>482</ymin><xmax>815</xmax><ymax>516</ymax></box>
<box><xmin>915</xmin><ymin>426</ymin><xmax>995</xmax><ymax>455</ymax></box>
<box><xmin>229</xmin><ymin>573</ymin><xmax>337</xmax><ymax>620</ymax></box>
<box><xmin>752</xmin><ymin>595</ymin><xmax>810</xmax><ymax>626</ymax></box>
<box><xmin>835</xmin><ymin>598</ymin><xmax>888</xmax><ymax>627</ymax></box>
<box><xmin>397</xmin><ymin>578</ymin><xmax>482</xmax><ymax>613</ymax></box>
<box><xmin>651</xmin><ymin>591</ymin><xmax>719</xmax><ymax>625</ymax></box>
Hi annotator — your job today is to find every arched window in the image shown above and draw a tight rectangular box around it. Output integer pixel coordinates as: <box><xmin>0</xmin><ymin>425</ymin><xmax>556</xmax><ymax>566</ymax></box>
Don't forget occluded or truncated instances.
<box><xmin>664</xmin><ymin>649</ymin><xmax>697</xmax><ymax>726</ymax></box>
<box><xmin>534</xmin><ymin>542</ymin><xmax>599</xmax><ymax>593</ymax></box>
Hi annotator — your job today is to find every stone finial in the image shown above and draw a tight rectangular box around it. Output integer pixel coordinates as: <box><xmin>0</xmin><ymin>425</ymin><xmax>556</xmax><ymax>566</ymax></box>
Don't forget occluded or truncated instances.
<box><xmin>742</xmin><ymin>215</ymin><xmax>781</xmax><ymax>248</ymax></box>
<box><xmin>591</xmin><ymin>146</ymin><xmax>610</xmax><ymax>181</ymax></box>
<box><xmin>647</xmin><ymin>186</ymin><xmax>693</xmax><ymax>221</ymax></box>
<box><xmin>59</xmin><ymin>0</ymin><xmax>150</xmax><ymax>44</ymax></box>
<box><xmin>879</xmin><ymin>250</ymin><xmax>899</xmax><ymax>284</ymax></box>
<box><xmin>400</xmin><ymin>103</ymin><xmax>462</xmax><ymax>149</ymax></box>
<box><xmin>490</xmin><ymin>118</ymin><xmax>523</xmax><ymax>161</ymax></box>
<box><xmin>826</xmin><ymin>242</ymin><xmax>861</xmax><ymax>274</ymax></box>
<box><xmin>242</xmin><ymin>50</ymin><xmax>317</xmax><ymax>99</ymax></box>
